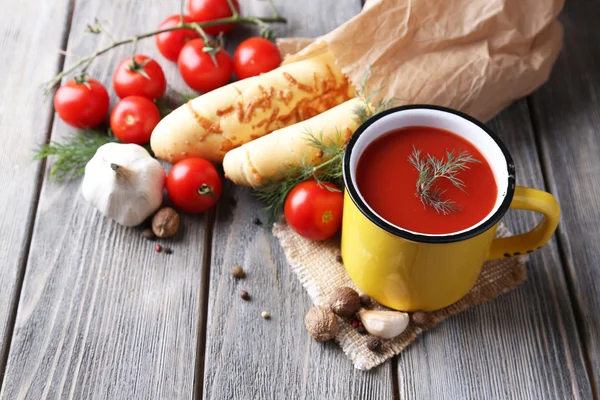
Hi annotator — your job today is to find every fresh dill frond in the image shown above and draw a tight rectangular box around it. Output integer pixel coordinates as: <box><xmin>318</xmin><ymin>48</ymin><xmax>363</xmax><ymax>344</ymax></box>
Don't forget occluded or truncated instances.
<box><xmin>408</xmin><ymin>147</ymin><xmax>480</xmax><ymax>214</ymax></box>
<box><xmin>353</xmin><ymin>67</ymin><xmax>398</xmax><ymax>125</ymax></box>
<box><xmin>33</xmin><ymin>129</ymin><xmax>118</xmax><ymax>181</ymax></box>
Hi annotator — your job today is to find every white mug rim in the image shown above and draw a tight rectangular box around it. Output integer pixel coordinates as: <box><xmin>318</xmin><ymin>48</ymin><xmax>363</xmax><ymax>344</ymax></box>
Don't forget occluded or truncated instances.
<box><xmin>342</xmin><ymin>104</ymin><xmax>516</xmax><ymax>244</ymax></box>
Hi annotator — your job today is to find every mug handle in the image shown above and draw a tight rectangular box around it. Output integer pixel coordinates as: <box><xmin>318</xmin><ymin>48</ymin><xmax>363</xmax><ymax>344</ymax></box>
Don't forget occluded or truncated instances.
<box><xmin>486</xmin><ymin>186</ymin><xmax>560</xmax><ymax>260</ymax></box>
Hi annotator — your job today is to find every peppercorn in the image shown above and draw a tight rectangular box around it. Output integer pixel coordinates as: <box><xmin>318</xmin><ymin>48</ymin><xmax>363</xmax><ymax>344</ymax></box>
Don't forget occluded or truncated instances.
<box><xmin>335</xmin><ymin>254</ymin><xmax>343</xmax><ymax>264</ymax></box>
<box><xmin>143</xmin><ymin>228</ymin><xmax>156</xmax><ymax>241</ymax></box>
<box><xmin>155</xmin><ymin>244</ymin><xmax>162</xmax><ymax>252</ymax></box>
<box><xmin>357</xmin><ymin>326</ymin><xmax>367</xmax><ymax>335</ymax></box>
<box><xmin>351</xmin><ymin>320</ymin><xmax>360</xmax><ymax>328</ymax></box>
<box><xmin>411</xmin><ymin>311</ymin><xmax>429</xmax><ymax>326</ymax></box>
<box><xmin>261</xmin><ymin>311</ymin><xmax>270</xmax><ymax>319</ymax></box>
<box><xmin>240</xmin><ymin>290</ymin><xmax>250</xmax><ymax>300</ymax></box>
<box><xmin>253</xmin><ymin>217</ymin><xmax>262</xmax><ymax>226</ymax></box>
<box><xmin>232</xmin><ymin>265</ymin><xmax>245</xmax><ymax>278</ymax></box>
<box><xmin>366</xmin><ymin>337</ymin><xmax>382</xmax><ymax>352</ymax></box>
<box><xmin>164</xmin><ymin>247</ymin><xmax>173</xmax><ymax>255</ymax></box>
<box><xmin>360</xmin><ymin>294</ymin><xmax>373</xmax><ymax>308</ymax></box>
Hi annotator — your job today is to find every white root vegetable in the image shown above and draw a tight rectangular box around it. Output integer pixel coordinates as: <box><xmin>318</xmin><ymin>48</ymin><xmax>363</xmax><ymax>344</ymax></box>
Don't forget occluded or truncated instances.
<box><xmin>223</xmin><ymin>98</ymin><xmax>365</xmax><ymax>187</ymax></box>
<box><xmin>81</xmin><ymin>143</ymin><xmax>165</xmax><ymax>227</ymax></box>
<box><xmin>151</xmin><ymin>51</ymin><xmax>354</xmax><ymax>164</ymax></box>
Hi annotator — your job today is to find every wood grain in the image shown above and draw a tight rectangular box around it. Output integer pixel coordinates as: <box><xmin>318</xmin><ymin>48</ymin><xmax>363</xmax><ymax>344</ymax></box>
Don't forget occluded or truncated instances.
<box><xmin>201</xmin><ymin>1</ymin><xmax>395</xmax><ymax>399</ymax></box>
<box><xmin>395</xmin><ymin>100</ymin><xmax>593</xmax><ymax>399</ymax></box>
<box><xmin>529</xmin><ymin>0</ymin><xmax>600</xmax><ymax>393</ymax></box>
<box><xmin>0</xmin><ymin>0</ymin><xmax>72</xmax><ymax>383</ymax></box>
<box><xmin>0</xmin><ymin>0</ymin><xmax>209</xmax><ymax>398</ymax></box>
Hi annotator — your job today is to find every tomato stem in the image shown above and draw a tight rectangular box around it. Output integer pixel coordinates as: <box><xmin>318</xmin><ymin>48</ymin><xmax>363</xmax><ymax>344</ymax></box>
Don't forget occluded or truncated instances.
<box><xmin>44</xmin><ymin>8</ymin><xmax>287</xmax><ymax>93</ymax></box>
<box><xmin>198</xmin><ymin>184</ymin><xmax>216</xmax><ymax>198</ymax></box>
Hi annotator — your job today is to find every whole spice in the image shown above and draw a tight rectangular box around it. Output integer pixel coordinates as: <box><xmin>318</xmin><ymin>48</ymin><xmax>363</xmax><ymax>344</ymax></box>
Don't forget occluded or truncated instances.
<box><xmin>155</xmin><ymin>244</ymin><xmax>162</xmax><ymax>253</ymax></box>
<box><xmin>335</xmin><ymin>254</ymin><xmax>343</xmax><ymax>264</ymax></box>
<box><xmin>411</xmin><ymin>311</ymin><xmax>429</xmax><ymax>326</ymax></box>
<box><xmin>359</xmin><ymin>294</ymin><xmax>373</xmax><ymax>308</ymax></box>
<box><xmin>142</xmin><ymin>228</ymin><xmax>156</xmax><ymax>241</ymax></box>
<box><xmin>164</xmin><ymin>247</ymin><xmax>173</xmax><ymax>255</ymax></box>
<box><xmin>231</xmin><ymin>265</ymin><xmax>246</xmax><ymax>278</ymax></box>
<box><xmin>81</xmin><ymin>143</ymin><xmax>165</xmax><ymax>226</ymax></box>
<box><xmin>152</xmin><ymin>207</ymin><xmax>180</xmax><ymax>238</ymax></box>
<box><xmin>329</xmin><ymin>286</ymin><xmax>361</xmax><ymax>318</ymax></box>
<box><xmin>253</xmin><ymin>217</ymin><xmax>263</xmax><ymax>226</ymax></box>
<box><xmin>366</xmin><ymin>337</ymin><xmax>382</xmax><ymax>352</ymax></box>
<box><xmin>305</xmin><ymin>306</ymin><xmax>339</xmax><ymax>342</ymax></box>
<box><xmin>261</xmin><ymin>311</ymin><xmax>270</xmax><ymax>319</ymax></box>
<box><xmin>357</xmin><ymin>326</ymin><xmax>367</xmax><ymax>335</ymax></box>
<box><xmin>359</xmin><ymin>310</ymin><xmax>409</xmax><ymax>339</ymax></box>
<box><xmin>240</xmin><ymin>290</ymin><xmax>250</xmax><ymax>300</ymax></box>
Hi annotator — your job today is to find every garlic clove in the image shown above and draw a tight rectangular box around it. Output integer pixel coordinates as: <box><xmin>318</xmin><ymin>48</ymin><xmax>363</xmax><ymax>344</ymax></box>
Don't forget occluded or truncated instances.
<box><xmin>358</xmin><ymin>309</ymin><xmax>409</xmax><ymax>339</ymax></box>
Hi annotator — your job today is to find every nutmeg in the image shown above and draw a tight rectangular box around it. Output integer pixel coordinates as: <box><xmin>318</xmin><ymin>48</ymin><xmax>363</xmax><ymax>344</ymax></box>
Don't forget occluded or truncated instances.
<box><xmin>152</xmin><ymin>207</ymin><xmax>180</xmax><ymax>238</ymax></box>
<box><xmin>329</xmin><ymin>286</ymin><xmax>361</xmax><ymax>317</ymax></box>
<box><xmin>305</xmin><ymin>306</ymin><xmax>339</xmax><ymax>342</ymax></box>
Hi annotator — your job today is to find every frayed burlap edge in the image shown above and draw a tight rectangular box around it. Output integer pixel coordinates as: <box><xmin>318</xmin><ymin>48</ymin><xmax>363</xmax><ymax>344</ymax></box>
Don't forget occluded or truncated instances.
<box><xmin>273</xmin><ymin>221</ymin><xmax>527</xmax><ymax>370</ymax></box>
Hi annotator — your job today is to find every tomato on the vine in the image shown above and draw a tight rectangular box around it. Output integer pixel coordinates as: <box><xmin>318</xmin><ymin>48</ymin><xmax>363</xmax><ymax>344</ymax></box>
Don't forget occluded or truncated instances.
<box><xmin>188</xmin><ymin>0</ymin><xmax>240</xmax><ymax>36</ymax></box>
<box><xmin>166</xmin><ymin>157</ymin><xmax>222</xmax><ymax>213</ymax></box>
<box><xmin>155</xmin><ymin>15</ymin><xmax>200</xmax><ymax>62</ymax></box>
<box><xmin>284</xmin><ymin>180</ymin><xmax>344</xmax><ymax>241</ymax></box>
<box><xmin>113</xmin><ymin>55</ymin><xmax>166</xmax><ymax>100</ymax></box>
<box><xmin>233</xmin><ymin>37</ymin><xmax>282</xmax><ymax>80</ymax></box>
<box><xmin>178</xmin><ymin>39</ymin><xmax>233</xmax><ymax>93</ymax></box>
<box><xmin>53</xmin><ymin>77</ymin><xmax>109</xmax><ymax>128</ymax></box>
<box><xmin>110</xmin><ymin>96</ymin><xmax>161</xmax><ymax>145</ymax></box>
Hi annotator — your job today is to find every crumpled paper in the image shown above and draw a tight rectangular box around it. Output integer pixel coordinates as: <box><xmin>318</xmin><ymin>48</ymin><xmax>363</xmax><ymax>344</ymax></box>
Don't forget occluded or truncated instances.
<box><xmin>278</xmin><ymin>0</ymin><xmax>564</xmax><ymax>121</ymax></box>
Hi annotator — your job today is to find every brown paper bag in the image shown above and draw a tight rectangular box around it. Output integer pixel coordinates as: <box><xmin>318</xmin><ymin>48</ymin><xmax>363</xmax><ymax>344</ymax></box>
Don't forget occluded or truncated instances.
<box><xmin>278</xmin><ymin>0</ymin><xmax>564</xmax><ymax>121</ymax></box>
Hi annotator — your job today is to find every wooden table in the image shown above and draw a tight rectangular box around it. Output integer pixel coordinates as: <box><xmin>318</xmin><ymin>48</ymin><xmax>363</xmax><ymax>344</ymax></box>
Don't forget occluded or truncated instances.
<box><xmin>0</xmin><ymin>0</ymin><xmax>598</xmax><ymax>398</ymax></box>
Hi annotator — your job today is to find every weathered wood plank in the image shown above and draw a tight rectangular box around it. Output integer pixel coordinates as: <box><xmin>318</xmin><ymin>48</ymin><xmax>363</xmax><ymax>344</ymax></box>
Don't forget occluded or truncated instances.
<box><xmin>529</xmin><ymin>0</ymin><xmax>600</xmax><ymax>393</ymax></box>
<box><xmin>0</xmin><ymin>0</ymin><xmax>72</xmax><ymax>383</ymax></box>
<box><xmin>0</xmin><ymin>0</ymin><xmax>209</xmax><ymax>398</ymax></box>
<box><xmin>202</xmin><ymin>1</ymin><xmax>395</xmax><ymax>399</ymax></box>
<box><xmin>395</xmin><ymin>100</ymin><xmax>593</xmax><ymax>399</ymax></box>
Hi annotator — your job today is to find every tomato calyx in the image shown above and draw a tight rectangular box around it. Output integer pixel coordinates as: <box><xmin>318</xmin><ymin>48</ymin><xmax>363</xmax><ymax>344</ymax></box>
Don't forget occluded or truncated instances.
<box><xmin>198</xmin><ymin>184</ymin><xmax>216</xmax><ymax>198</ymax></box>
<box><xmin>74</xmin><ymin>73</ymin><xmax>92</xmax><ymax>89</ymax></box>
<box><xmin>189</xmin><ymin>27</ymin><xmax>224</xmax><ymax>66</ymax></box>
<box><xmin>126</xmin><ymin>56</ymin><xmax>152</xmax><ymax>80</ymax></box>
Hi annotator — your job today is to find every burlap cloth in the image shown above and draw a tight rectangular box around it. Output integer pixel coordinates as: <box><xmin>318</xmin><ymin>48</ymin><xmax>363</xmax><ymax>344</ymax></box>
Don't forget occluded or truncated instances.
<box><xmin>273</xmin><ymin>221</ymin><xmax>526</xmax><ymax>370</ymax></box>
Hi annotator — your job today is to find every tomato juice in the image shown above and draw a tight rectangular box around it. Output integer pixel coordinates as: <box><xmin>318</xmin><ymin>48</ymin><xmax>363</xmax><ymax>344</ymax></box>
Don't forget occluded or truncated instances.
<box><xmin>355</xmin><ymin>126</ymin><xmax>498</xmax><ymax>234</ymax></box>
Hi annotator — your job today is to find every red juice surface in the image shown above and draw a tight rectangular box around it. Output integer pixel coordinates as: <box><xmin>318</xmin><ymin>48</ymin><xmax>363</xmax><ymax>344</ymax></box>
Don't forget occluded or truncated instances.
<box><xmin>355</xmin><ymin>126</ymin><xmax>498</xmax><ymax>234</ymax></box>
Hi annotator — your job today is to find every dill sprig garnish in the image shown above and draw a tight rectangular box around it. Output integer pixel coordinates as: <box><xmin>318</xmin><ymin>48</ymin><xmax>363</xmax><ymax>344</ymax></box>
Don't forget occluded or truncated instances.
<box><xmin>408</xmin><ymin>147</ymin><xmax>480</xmax><ymax>214</ymax></box>
<box><xmin>33</xmin><ymin>129</ymin><xmax>119</xmax><ymax>181</ymax></box>
<box><xmin>353</xmin><ymin>67</ymin><xmax>398</xmax><ymax>125</ymax></box>
<box><xmin>255</xmin><ymin>130</ymin><xmax>346</xmax><ymax>220</ymax></box>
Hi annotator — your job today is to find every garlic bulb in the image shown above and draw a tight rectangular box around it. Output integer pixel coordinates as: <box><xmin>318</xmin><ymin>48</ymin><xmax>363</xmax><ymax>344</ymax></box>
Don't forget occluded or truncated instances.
<box><xmin>358</xmin><ymin>310</ymin><xmax>410</xmax><ymax>339</ymax></box>
<box><xmin>82</xmin><ymin>143</ymin><xmax>165</xmax><ymax>226</ymax></box>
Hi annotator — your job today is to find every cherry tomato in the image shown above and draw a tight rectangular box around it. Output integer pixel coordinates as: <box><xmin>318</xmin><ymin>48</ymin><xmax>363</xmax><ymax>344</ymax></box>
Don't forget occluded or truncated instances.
<box><xmin>188</xmin><ymin>0</ymin><xmax>240</xmax><ymax>36</ymax></box>
<box><xmin>166</xmin><ymin>157</ymin><xmax>222</xmax><ymax>213</ymax></box>
<box><xmin>53</xmin><ymin>78</ymin><xmax>109</xmax><ymax>128</ymax></box>
<box><xmin>178</xmin><ymin>39</ymin><xmax>233</xmax><ymax>93</ymax></box>
<box><xmin>113</xmin><ymin>55</ymin><xmax>167</xmax><ymax>100</ymax></box>
<box><xmin>233</xmin><ymin>37</ymin><xmax>282</xmax><ymax>80</ymax></box>
<box><xmin>110</xmin><ymin>96</ymin><xmax>161</xmax><ymax>145</ymax></box>
<box><xmin>155</xmin><ymin>15</ymin><xmax>200</xmax><ymax>62</ymax></box>
<box><xmin>284</xmin><ymin>180</ymin><xmax>344</xmax><ymax>241</ymax></box>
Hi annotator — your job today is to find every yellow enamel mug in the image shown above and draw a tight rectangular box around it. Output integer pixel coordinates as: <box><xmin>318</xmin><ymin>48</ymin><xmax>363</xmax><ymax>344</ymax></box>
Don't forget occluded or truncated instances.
<box><xmin>341</xmin><ymin>105</ymin><xmax>560</xmax><ymax>312</ymax></box>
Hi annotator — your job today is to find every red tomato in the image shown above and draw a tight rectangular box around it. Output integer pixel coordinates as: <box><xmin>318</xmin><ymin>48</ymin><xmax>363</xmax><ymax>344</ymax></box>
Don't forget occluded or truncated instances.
<box><xmin>110</xmin><ymin>96</ymin><xmax>161</xmax><ymax>145</ymax></box>
<box><xmin>284</xmin><ymin>181</ymin><xmax>344</xmax><ymax>241</ymax></box>
<box><xmin>178</xmin><ymin>39</ymin><xmax>233</xmax><ymax>93</ymax></box>
<box><xmin>233</xmin><ymin>37</ymin><xmax>282</xmax><ymax>80</ymax></box>
<box><xmin>166</xmin><ymin>158</ymin><xmax>222</xmax><ymax>213</ymax></box>
<box><xmin>113</xmin><ymin>55</ymin><xmax>167</xmax><ymax>100</ymax></box>
<box><xmin>188</xmin><ymin>0</ymin><xmax>240</xmax><ymax>36</ymax></box>
<box><xmin>53</xmin><ymin>78</ymin><xmax>109</xmax><ymax>128</ymax></box>
<box><xmin>155</xmin><ymin>15</ymin><xmax>200</xmax><ymax>61</ymax></box>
